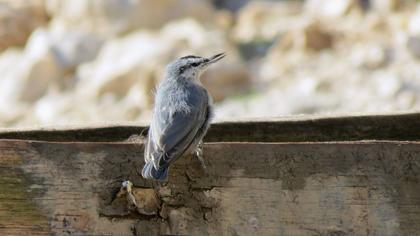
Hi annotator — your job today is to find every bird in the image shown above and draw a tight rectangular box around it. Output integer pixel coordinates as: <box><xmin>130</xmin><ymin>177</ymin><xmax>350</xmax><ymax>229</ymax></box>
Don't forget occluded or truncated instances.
<box><xmin>141</xmin><ymin>53</ymin><xmax>225</xmax><ymax>181</ymax></box>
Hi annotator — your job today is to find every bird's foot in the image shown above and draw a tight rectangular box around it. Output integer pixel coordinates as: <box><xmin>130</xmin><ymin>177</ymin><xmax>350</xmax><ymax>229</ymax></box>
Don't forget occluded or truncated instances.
<box><xmin>195</xmin><ymin>141</ymin><xmax>207</xmax><ymax>172</ymax></box>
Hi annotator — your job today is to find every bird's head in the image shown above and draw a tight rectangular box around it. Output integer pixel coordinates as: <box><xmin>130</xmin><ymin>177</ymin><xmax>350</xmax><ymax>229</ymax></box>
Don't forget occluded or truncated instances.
<box><xmin>165</xmin><ymin>53</ymin><xmax>225</xmax><ymax>81</ymax></box>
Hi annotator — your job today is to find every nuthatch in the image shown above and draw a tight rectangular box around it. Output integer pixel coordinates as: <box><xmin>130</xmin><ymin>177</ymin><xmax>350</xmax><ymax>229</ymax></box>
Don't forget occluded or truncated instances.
<box><xmin>141</xmin><ymin>53</ymin><xmax>225</xmax><ymax>180</ymax></box>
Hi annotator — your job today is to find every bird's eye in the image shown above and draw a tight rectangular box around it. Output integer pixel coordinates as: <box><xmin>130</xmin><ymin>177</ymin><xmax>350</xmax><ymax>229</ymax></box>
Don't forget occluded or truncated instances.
<box><xmin>191</xmin><ymin>62</ymin><xmax>199</xmax><ymax>67</ymax></box>
<box><xmin>179</xmin><ymin>66</ymin><xmax>186</xmax><ymax>73</ymax></box>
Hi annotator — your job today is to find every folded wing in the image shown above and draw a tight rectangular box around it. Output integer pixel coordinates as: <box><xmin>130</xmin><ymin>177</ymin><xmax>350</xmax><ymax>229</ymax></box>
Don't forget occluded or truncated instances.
<box><xmin>145</xmin><ymin>87</ymin><xmax>209</xmax><ymax>170</ymax></box>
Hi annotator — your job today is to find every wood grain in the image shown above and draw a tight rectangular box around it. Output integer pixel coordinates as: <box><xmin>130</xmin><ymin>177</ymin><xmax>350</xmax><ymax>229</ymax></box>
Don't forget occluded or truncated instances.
<box><xmin>0</xmin><ymin>140</ymin><xmax>420</xmax><ymax>235</ymax></box>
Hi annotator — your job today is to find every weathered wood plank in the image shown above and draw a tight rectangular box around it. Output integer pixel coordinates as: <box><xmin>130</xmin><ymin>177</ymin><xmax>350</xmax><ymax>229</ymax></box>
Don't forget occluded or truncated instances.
<box><xmin>0</xmin><ymin>140</ymin><xmax>420</xmax><ymax>235</ymax></box>
<box><xmin>0</xmin><ymin>144</ymin><xmax>50</xmax><ymax>235</ymax></box>
<box><xmin>1</xmin><ymin>112</ymin><xmax>420</xmax><ymax>142</ymax></box>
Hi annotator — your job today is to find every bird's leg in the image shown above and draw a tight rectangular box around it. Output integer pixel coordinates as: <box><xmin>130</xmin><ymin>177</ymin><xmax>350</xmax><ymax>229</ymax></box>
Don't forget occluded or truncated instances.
<box><xmin>195</xmin><ymin>140</ymin><xmax>207</xmax><ymax>171</ymax></box>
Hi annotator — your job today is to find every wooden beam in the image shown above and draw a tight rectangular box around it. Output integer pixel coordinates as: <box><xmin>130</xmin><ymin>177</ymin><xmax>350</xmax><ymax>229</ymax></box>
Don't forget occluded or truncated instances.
<box><xmin>1</xmin><ymin>112</ymin><xmax>420</xmax><ymax>142</ymax></box>
<box><xmin>0</xmin><ymin>140</ymin><xmax>420</xmax><ymax>235</ymax></box>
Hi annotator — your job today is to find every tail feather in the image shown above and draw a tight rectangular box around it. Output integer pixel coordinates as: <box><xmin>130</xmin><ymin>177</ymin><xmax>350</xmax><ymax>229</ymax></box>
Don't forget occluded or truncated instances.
<box><xmin>141</xmin><ymin>162</ymin><xmax>168</xmax><ymax>181</ymax></box>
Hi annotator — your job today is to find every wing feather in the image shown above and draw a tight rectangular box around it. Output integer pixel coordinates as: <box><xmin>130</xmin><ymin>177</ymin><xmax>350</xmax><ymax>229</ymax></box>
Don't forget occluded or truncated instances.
<box><xmin>145</xmin><ymin>84</ymin><xmax>209</xmax><ymax>169</ymax></box>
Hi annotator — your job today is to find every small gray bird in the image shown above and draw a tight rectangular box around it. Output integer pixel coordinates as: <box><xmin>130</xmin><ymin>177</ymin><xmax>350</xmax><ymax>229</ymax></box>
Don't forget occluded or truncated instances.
<box><xmin>141</xmin><ymin>53</ymin><xmax>225</xmax><ymax>180</ymax></box>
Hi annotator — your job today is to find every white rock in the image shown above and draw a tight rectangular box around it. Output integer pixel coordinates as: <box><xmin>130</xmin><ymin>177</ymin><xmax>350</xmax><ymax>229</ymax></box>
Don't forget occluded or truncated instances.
<box><xmin>408</xmin><ymin>5</ymin><xmax>420</xmax><ymax>35</ymax></box>
<box><xmin>0</xmin><ymin>29</ymin><xmax>64</xmax><ymax>104</ymax></box>
<box><xmin>46</xmin><ymin>0</ymin><xmax>216</xmax><ymax>36</ymax></box>
<box><xmin>304</xmin><ymin>0</ymin><xmax>361</xmax><ymax>18</ymax></box>
<box><xmin>372</xmin><ymin>72</ymin><xmax>401</xmax><ymax>98</ymax></box>
<box><xmin>18</xmin><ymin>29</ymin><xmax>67</xmax><ymax>102</ymax></box>
<box><xmin>0</xmin><ymin>49</ymin><xmax>25</xmax><ymax>105</ymax></box>
<box><xmin>371</xmin><ymin>0</ymin><xmax>402</xmax><ymax>13</ymax></box>
<box><xmin>0</xmin><ymin>49</ymin><xmax>28</xmax><ymax>125</ymax></box>
<box><xmin>350</xmin><ymin>43</ymin><xmax>389</xmax><ymax>69</ymax></box>
<box><xmin>48</xmin><ymin>20</ymin><xmax>104</xmax><ymax>68</ymax></box>
<box><xmin>0</xmin><ymin>25</ymin><xmax>96</xmax><ymax>108</ymax></box>
<box><xmin>33</xmin><ymin>90</ymin><xmax>73</xmax><ymax>124</ymax></box>
<box><xmin>233</xmin><ymin>1</ymin><xmax>303</xmax><ymax>43</ymax></box>
<box><xmin>76</xmin><ymin>19</ymin><xmax>250</xmax><ymax>111</ymax></box>
<box><xmin>75</xmin><ymin>30</ymin><xmax>167</xmax><ymax>106</ymax></box>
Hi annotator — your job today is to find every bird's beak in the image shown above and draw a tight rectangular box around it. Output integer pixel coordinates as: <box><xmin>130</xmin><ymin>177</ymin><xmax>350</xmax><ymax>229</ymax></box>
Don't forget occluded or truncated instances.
<box><xmin>202</xmin><ymin>53</ymin><xmax>225</xmax><ymax>67</ymax></box>
<box><xmin>208</xmin><ymin>52</ymin><xmax>226</xmax><ymax>63</ymax></box>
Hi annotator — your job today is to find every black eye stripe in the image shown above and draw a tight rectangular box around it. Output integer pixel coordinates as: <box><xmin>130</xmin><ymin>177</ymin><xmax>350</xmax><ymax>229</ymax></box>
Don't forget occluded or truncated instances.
<box><xmin>179</xmin><ymin>61</ymin><xmax>201</xmax><ymax>73</ymax></box>
<box><xmin>180</xmin><ymin>55</ymin><xmax>200</xmax><ymax>59</ymax></box>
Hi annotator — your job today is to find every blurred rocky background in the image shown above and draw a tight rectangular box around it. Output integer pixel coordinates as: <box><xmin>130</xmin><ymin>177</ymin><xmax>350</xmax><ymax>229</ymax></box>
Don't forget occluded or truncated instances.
<box><xmin>0</xmin><ymin>0</ymin><xmax>420</xmax><ymax>127</ymax></box>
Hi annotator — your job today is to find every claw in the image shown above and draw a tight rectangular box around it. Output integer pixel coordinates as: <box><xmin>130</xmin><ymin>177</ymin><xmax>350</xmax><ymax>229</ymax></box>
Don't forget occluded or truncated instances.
<box><xmin>195</xmin><ymin>141</ymin><xmax>207</xmax><ymax>171</ymax></box>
